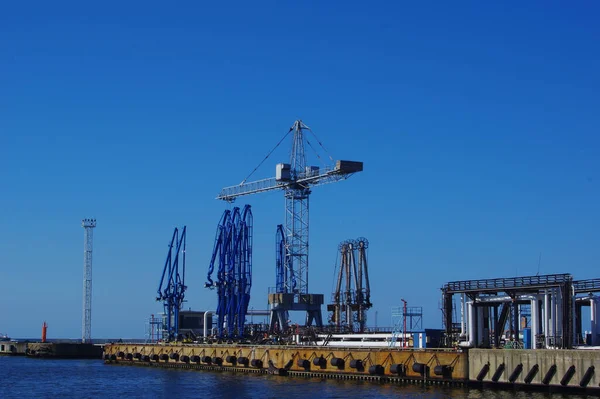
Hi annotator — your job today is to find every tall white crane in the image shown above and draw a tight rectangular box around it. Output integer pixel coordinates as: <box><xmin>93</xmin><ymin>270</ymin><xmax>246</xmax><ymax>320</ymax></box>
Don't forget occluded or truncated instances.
<box><xmin>217</xmin><ymin>120</ymin><xmax>363</xmax><ymax>331</ymax></box>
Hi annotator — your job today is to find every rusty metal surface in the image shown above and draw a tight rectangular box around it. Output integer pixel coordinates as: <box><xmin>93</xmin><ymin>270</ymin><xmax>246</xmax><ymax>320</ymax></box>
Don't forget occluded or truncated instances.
<box><xmin>103</xmin><ymin>343</ymin><xmax>467</xmax><ymax>381</ymax></box>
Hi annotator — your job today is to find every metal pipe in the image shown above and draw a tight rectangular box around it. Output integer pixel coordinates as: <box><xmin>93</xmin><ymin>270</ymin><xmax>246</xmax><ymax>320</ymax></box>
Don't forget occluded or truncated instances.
<box><xmin>531</xmin><ymin>298</ymin><xmax>538</xmax><ymax>349</ymax></box>
<box><xmin>591</xmin><ymin>296</ymin><xmax>597</xmax><ymax>345</ymax></box>
<box><xmin>477</xmin><ymin>306</ymin><xmax>484</xmax><ymax>347</ymax></box>
<box><xmin>475</xmin><ymin>296</ymin><xmax>512</xmax><ymax>303</ymax></box>
<box><xmin>475</xmin><ymin>294</ymin><xmax>537</xmax><ymax>303</ymax></box>
<box><xmin>556</xmin><ymin>287</ymin><xmax>563</xmax><ymax>341</ymax></box>
<box><xmin>544</xmin><ymin>290</ymin><xmax>550</xmax><ymax>348</ymax></box>
<box><xmin>550</xmin><ymin>289</ymin><xmax>557</xmax><ymax>346</ymax></box>
<box><xmin>571</xmin><ymin>285</ymin><xmax>581</xmax><ymax>346</ymax></box>
<box><xmin>460</xmin><ymin>294</ymin><xmax>465</xmax><ymax>337</ymax></box>
<box><xmin>204</xmin><ymin>311</ymin><xmax>215</xmax><ymax>338</ymax></box>
<box><xmin>459</xmin><ymin>301</ymin><xmax>476</xmax><ymax>348</ymax></box>
<box><xmin>246</xmin><ymin>310</ymin><xmax>270</xmax><ymax>316</ymax></box>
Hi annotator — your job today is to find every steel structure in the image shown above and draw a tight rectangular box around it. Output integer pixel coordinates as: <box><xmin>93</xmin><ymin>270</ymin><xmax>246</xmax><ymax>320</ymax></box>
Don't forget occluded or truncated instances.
<box><xmin>327</xmin><ymin>238</ymin><xmax>372</xmax><ymax>332</ymax></box>
<box><xmin>572</xmin><ymin>279</ymin><xmax>600</xmax><ymax>346</ymax></box>
<box><xmin>156</xmin><ymin>226</ymin><xmax>187</xmax><ymax>341</ymax></box>
<box><xmin>146</xmin><ymin>314</ymin><xmax>162</xmax><ymax>343</ymax></box>
<box><xmin>205</xmin><ymin>205</ymin><xmax>253</xmax><ymax>338</ymax></box>
<box><xmin>574</xmin><ymin>279</ymin><xmax>600</xmax><ymax>294</ymax></box>
<box><xmin>275</xmin><ymin>224</ymin><xmax>290</xmax><ymax>293</ymax></box>
<box><xmin>216</xmin><ymin>120</ymin><xmax>362</xmax><ymax>330</ymax></box>
<box><xmin>390</xmin><ymin>300</ymin><xmax>407</xmax><ymax>348</ymax></box>
<box><xmin>81</xmin><ymin>218</ymin><xmax>96</xmax><ymax>344</ymax></box>
<box><xmin>441</xmin><ymin>273</ymin><xmax>575</xmax><ymax>349</ymax></box>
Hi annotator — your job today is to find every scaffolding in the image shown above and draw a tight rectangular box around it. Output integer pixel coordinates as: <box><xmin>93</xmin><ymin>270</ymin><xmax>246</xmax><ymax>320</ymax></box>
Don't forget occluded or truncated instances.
<box><xmin>389</xmin><ymin>303</ymin><xmax>423</xmax><ymax>348</ymax></box>
<box><xmin>145</xmin><ymin>314</ymin><xmax>163</xmax><ymax>343</ymax></box>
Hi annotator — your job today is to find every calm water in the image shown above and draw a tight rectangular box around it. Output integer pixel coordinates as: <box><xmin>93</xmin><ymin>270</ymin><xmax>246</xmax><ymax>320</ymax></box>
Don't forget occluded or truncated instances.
<box><xmin>0</xmin><ymin>356</ymin><xmax>589</xmax><ymax>399</ymax></box>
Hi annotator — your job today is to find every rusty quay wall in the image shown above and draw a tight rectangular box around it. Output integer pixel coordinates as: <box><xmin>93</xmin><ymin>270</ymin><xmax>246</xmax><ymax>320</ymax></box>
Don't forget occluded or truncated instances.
<box><xmin>103</xmin><ymin>343</ymin><xmax>466</xmax><ymax>384</ymax></box>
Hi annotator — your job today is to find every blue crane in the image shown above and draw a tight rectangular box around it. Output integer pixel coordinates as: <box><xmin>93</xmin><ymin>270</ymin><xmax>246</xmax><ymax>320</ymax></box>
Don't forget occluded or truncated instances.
<box><xmin>156</xmin><ymin>226</ymin><xmax>187</xmax><ymax>341</ymax></box>
<box><xmin>206</xmin><ymin>205</ymin><xmax>253</xmax><ymax>338</ymax></box>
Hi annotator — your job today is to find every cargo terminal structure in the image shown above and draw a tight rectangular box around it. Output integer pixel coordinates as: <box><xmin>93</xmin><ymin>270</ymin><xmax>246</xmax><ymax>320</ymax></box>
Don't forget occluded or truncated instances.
<box><xmin>104</xmin><ymin>273</ymin><xmax>600</xmax><ymax>393</ymax></box>
<box><xmin>104</xmin><ymin>120</ymin><xmax>600</xmax><ymax>393</ymax></box>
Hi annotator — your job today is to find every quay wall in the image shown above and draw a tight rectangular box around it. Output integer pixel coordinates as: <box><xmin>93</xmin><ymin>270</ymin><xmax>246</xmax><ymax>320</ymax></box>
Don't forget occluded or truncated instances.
<box><xmin>27</xmin><ymin>343</ymin><xmax>103</xmax><ymax>359</ymax></box>
<box><xmin>469</xmin><ymin>349</ymin><xmax>599</xmax><ymax>390</ymax></box>
<box><xmin>103</xmin><ymin>343</ymin><xmax>467</xmax><ymax>383</ymax></box>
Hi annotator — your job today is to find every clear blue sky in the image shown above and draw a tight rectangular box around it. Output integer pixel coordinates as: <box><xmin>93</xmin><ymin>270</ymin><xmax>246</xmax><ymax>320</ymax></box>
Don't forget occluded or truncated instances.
<box><xmin>1</xmin><ymin>1</ymin><xmax>598</xmax><ymax>339</ymax></box>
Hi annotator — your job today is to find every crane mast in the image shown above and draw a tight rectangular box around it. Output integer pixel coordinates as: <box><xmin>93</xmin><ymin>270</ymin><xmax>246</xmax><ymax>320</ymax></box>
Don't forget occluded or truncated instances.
<box><xmin>286</xmin><ymin>120</ymin><xmax>310</xmax><ymax>295</ymax></box>
<box><xmin>217</xmin><ymin>120</ymin><xmax>363</xmax><ymax>332</ymax></box>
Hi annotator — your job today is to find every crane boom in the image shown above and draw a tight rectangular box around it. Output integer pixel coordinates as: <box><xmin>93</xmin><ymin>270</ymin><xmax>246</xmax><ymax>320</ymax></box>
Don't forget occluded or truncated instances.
<box><xmin>217</xmin><ymin>161</ymin><xmax>363</xmax><ymax>201</ymax></box>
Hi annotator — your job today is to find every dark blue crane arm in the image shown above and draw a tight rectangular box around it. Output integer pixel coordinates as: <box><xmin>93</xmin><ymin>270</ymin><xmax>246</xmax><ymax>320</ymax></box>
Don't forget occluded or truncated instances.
<box><xmin>157</xmin><ymin>227</ymin><xmax>179</xmax><ymax>300</ymax></box>
<box><xmin>241</xmin><ymin>204</ymin><xmax>253</xmax><ymax>289</ymax></box>
<box><xmin>180</xmin><ymin>226</ymin><xmax>187</xmax><ymax>289</ymax></box>
<box><xmin>241</xmin><ymin>204</ymin><xmax>252</xmax><ymax>223</ymax></box>
<box><xmin>168</xmin><ymin>226</ymin><xmax>187</xmax><ymax>301</ymax></box>
<box><xmin>227</xmin><ymin>207</ymin><xmax>241</xmax><ymax>277</ymax></box>
<box><xmin>206</xmin><ymin>210</ymin><xmax>230</xmax><ymax>287</ymax></box>
<box><xmin>275</xmin><ymin>224</ymin><xmax>285</xmax><ymax>293</ymax></box>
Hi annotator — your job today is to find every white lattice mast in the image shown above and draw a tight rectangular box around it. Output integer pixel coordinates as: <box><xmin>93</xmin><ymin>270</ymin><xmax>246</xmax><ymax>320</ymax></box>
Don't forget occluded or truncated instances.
<box><xmin>82</xmin><ymin>218</ymin><xmax>96</xmax><ymax>343</ymax></box>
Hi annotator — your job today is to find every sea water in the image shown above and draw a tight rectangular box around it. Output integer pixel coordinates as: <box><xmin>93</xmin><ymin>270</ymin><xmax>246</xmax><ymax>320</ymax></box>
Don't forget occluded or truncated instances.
<box><xmin>0</xmin><ymin>356</ymin><xmax>587</xmax><ymax>399</ymax></box>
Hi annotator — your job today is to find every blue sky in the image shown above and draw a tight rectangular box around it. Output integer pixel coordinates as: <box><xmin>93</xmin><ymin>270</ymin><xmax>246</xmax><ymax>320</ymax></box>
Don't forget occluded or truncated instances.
<box><xmin>1</xmin><ymin>1</ymin><xmax>599</xmax><ymax>339</ymax></box>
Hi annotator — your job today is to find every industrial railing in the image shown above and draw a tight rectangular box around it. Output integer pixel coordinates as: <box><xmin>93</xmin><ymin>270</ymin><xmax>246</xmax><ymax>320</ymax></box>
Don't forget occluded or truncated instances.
<box><xmin>443</xmin><ymin>273</ymin><xmax>572</xmax><ymax>294</ymax></box>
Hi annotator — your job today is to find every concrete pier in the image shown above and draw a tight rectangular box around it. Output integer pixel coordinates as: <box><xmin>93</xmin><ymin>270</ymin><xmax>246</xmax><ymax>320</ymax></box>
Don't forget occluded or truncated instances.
<box><xmin>104</xmin><ymin>343</ymin><xmax>467</xmax><ymax>383</ymax></box>
<box><xmin>0</xmin><ymin>341</ymin><xmax>28</xmax><ymax>355</ymax></box>
<box><xmin>27</xmin><ymin>343</ymin><xmax>103</xmax><ymax>359</ymax></box>
<box><xmin>104</xmin><ymin>343</ymin><xmax>600</xmax><ymax>393</ymax></box>
<box><xmin>469</xmin><ymin>349</ymin><xmax>599</xmax><ymax>390</ymax></box>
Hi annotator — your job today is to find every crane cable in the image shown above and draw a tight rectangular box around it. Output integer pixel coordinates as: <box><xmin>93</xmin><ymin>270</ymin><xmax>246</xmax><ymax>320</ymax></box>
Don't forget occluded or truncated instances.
<box><xmin>305</xmin><ymin>138</ymin><xmax>328</xmax><ymax>167</ymax></box>
<box><xmin>308</xmin><ymin>129</ymin><xmax>334</xmax><ymax>163</ymax></box>
<box><xmin>240</xmin><ymin>129</ymin><xmax>292</xmax><ymax>185</ymax></box>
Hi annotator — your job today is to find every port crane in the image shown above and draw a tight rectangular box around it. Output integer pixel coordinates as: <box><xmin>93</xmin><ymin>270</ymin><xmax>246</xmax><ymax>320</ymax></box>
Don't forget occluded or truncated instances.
<box><xmin>205</xmin><ymin>205</ymin><xmax>253</xmax><ymax>338</ymax></box>
<box><xmin>328</xmin><ymin>238</ymin><xmax>372</xmax><ymax>333</ymax></box>
<box><xmin>217</xmin><ymin>120</ymin><xmax>363</xmax><ymax>332</ymax></box>
<box><xmin>156</xmin><ymin>226</ymin><xmax>187</xmax><ymax>341</ymax></box>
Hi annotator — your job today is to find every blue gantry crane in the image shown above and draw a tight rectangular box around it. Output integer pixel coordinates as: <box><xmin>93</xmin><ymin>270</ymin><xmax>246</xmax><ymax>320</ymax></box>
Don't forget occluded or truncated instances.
<box><xmin>156</xmin><ymin>226</ymin><xmax>187</xmax><ymax>341</ymax></box>
<box><xmin>205</xmin><ymin>205</ymin><xmax>253</xmax><ymax>338</ymax></box>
